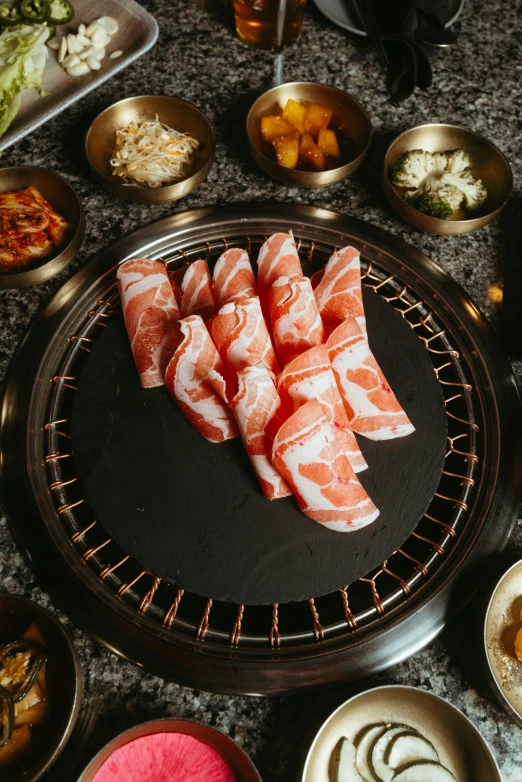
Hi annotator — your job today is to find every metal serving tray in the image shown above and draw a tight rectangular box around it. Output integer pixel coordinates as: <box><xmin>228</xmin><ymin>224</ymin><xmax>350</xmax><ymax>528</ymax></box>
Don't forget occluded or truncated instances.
<box><xmin>0</xmin><ymin>0</ymin><xmax>158</xmax><ymax>152</ymax></box>
<box><xmin>2</xmin><ymin>203</ymin><xmax>521</xmax><ymax>696</ymax></box>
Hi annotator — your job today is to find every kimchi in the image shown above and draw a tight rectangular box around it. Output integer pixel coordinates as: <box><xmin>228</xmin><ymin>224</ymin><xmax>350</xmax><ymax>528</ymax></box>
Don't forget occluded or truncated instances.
<box><xmin>0</xmin><ymin>187</ymin><xmax>70</xmax><ymax>271</ymax></box>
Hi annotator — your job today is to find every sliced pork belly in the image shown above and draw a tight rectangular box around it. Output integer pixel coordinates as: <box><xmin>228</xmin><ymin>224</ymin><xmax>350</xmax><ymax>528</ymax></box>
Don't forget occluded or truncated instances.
<box><xmin>180</xmin><ymin>259</ymin><xmax>216</xmax><ymax>321</ymax></box>
<box><xmin>231</xmin><ymin>366</ymin><xmax>291</xmax><ymax>500</ymax></box>
<box><xmin>117</xmin><ymin>258</ymin><xmax>181</xmax><ymax>389</ymax></box>
<box><xmin>327</xmin><ymin>318</ymin><xmax>415</xmax><ymax>440</ymax></box>
<box><xmin>212</xmin><ymin>248</ymin><xmax>257</xmax><ymax>307</ymax></box>
<box><xmin>272</xmin><ymin>399</ymin><xmax>379</xmax><ymax>531</ymax></box>
<box><xmin>210</xmin><ymin>296</ymin><xmax>280</xmax><ymax>379</ymax></box>
<box><xmin>257</xmin><ymin>232</ymin><xmax>303</xmax><ymax>313</ymax></box>
<box><xmin>268</xmin><ymin>275</ymin><xmax>326</xmax><ymax>367</ymax></box>
<box><xmin>165</xmin><ymin>315</ymin><xmax>238</xmax><ymax>443</ymax></box>
<box><xmin>277</xmin><ymin>345</ymin><xmax>367</xmax><ymax>473</ymax></box>
<box><xmin>313</xmin><ymin>246</ymin><xmax>366</xmax><ymax>336</ymax></box>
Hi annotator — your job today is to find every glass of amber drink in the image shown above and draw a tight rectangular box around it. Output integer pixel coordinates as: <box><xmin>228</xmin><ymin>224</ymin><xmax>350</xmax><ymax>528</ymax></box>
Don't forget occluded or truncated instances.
<box><xmin>233</xmin><ymin>0</ymin><xmax>307</xmax><ymax>50</ymax></box>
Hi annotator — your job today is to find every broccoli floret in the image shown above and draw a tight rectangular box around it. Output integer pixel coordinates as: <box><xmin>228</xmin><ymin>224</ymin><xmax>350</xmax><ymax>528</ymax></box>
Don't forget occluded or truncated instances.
<box><xmin>391</xmin><ymin>149</ymin><xmax>437</xmax><ymax>188</ymax></box>
<box><xmin>416</xmin><ymin>185</ymin><xmax>464</xmax><ymax>218</ymax></box>
<box><xmin>432</xmin><ymin>152</ymin><xmax>450</xmax><ymax>172</ymax></box>
<box><xmin>444</xmin><ymin>148</ymin><xmax>473</xmax><ymax>174</ymax></box>
<box><xmin>393</xmin><ymin>147</ymin><xmax>487</xmax><ymax>218</ymax></box>
<box><xmin>441</xmin><ymin>170</ymin><xmax>487</xmax><ymax>211</ymax></box>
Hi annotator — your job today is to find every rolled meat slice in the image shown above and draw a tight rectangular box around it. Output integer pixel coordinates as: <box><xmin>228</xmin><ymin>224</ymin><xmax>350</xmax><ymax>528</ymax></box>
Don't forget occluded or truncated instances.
<box><xmin>272</xmin><ymin>399</ymin><xmax>379</xmax><ymax>531</ymax></box>
<box><xmin>210</xmin><ymin>296</ymin><xmax>280</xmax><ymax>379</ymax></box>
<box><xmin>180</xmin><ymin>259</ymin><xmax>216</xmax><ymax>321</ymax></box>
<box><xmin>257</xmin><ymin>232</ymin><xmax>303</xmax><ymax>312</ymax></box>
<box><xmin>165</xmin><ymin>315</ymin><xmax>238</xmax><ymax>443</ymax></box>
<box><xmin>268</xmin><ymin>274</ymin><xmax>326</xmax><ymax>367</ymax></box>
<box><xmin>313</xmin><ymin>246</ymin><xmax>366</xmax><ymax>336</ymax></box>
<box><xmin>277</xmin><ymin>345</ymin><xmax>367</xmax><ymax>473</ymax></box>
<box><xmin>327</xmin><ymin>318</ymin><xmax>415</xmax><ymax>440</ymax></box>
<box><xmin>231</xmin><ymin>365</ymin><xmax>292</xmax><ymax>500</ymax></box>
<box><xmin>117</xmin><ymin>258</ymin><xmax>181</xmax><ymax>389</ymax></box>
<box><xmin>212</xmin><ymin>248</ymin><xmax>257</xmax><ymax>307</ymax></box>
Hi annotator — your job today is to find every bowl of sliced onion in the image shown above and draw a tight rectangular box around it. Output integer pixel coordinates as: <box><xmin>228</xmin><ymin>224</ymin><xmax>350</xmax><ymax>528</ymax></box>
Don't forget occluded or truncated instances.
<box><xmin>85</xmin><ymin>95</ymin><xmax>215</xmax><ymax>204</ymax></box>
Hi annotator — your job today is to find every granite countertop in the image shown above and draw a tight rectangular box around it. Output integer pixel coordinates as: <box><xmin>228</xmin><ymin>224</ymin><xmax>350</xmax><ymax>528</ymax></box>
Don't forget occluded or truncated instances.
<box><xmin>1</xmin><ymin>0</ymin><xmax>522</xmax><ymax>779</ymax></box>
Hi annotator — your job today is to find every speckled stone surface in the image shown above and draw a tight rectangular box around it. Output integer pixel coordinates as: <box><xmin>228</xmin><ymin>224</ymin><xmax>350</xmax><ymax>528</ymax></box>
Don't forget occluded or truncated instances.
<box><xmin>1</xmin><ymin>0</ymin><xmax>522</xmax><ymax>779</ymax></box>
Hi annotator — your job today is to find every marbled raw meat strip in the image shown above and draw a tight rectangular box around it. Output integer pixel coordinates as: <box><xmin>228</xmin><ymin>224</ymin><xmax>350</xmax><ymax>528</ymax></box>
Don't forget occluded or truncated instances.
<box><xmin>117</xmin><ymin>258</ymin><xmax>181</xmax><ymax>389</ymax></box>
<box><xmin>277</xmin><ymin>345</ymin><xmax>367</xmax><ymax>473</ymax></box>
<box><xmin>272</xmin><ymin>399</ymin><xmax>379</xmax><ymax>531</ymax></box>
<box><xmin>257</xmin><ymin>232</ymin><xmax>303</xmax><ymax>313</ymax></box>
<box><xmin>231</xmin><ymin>365</ymin><xmax>292</xmax><ymax>500</ymax></box>
<box><xmin>210</xmin><ymin>296</ymin><xmax>280</xmax><ymax>379</ymax></box>
<box><xmin>268</xmin><ymin>274</ymin><xmax>326</xmax><ymax>367</ymax></box>
<box><xmin>180</xmin><ymin>259</ymin><xmax>216</xmax><ymax>321</ymax></box>
<box><xmin>165</xmin><ymin>315</ymin><xmax>238</xmax><ymax>443</ymax></box>
<box><xmin>212</xmin><ymin>248</ymin><xmax>257</xmax><ymax>307</ymax></box>
<box><xmin>327</xmin><ymin>317</ymin><xmax>415</xmax><ymax>440</ymax></box>
<box><xmin>313</xmin><ymin>246</ymin><xmax>367</xmax><ymax>336</ymax></box>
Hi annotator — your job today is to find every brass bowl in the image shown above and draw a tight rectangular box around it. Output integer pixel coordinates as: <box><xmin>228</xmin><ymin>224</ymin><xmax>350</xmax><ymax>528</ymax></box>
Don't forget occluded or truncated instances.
<box><xmin>78</xmin><ymin>719</ymin><xmax>262</xmax><ymax>781</ymax></box>
<box><xmin>383</xmin><ymin>123</ymin><xmax>513</xmax><ymax>235</ymax></box>
<box><xmin>246</xmin><ymin>82</ymin><xmax>372</xmax><ymax>188</ymax></box>
<box><xmin>0</xmin><ymin>166</ymin><xmax>85</xmax><ymax>289</ymax></box>
<box><xmin>484</xmin><ymin>559</ymin><xmax>522</xmax><ymax>726</ymax></box>
<box><xmin>85</xmin><ymin>95</ymin><xmax>215</xmax><ymax>204</ymax></box>
<box><xmin>303</xmin><ymin>685</ymin><xmax>501</xmax><ymax>782</ymax></box>
<box><xmin>0</xmin><ymin>593</ymin><xmax>83</xmax><ymax>781</ymax></box>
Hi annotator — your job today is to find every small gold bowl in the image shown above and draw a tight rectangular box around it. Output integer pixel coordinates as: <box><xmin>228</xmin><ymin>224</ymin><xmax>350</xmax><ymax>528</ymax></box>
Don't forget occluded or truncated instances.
<box><xmin>303</xmin><ymin>685</ymin><xmax>501</xmax><ymax>781</ymax></box>
<box><xmin>0</xmin><ymin>593</ymin><xmax>83</xmax><ymax>782</ymax></box>
<box><xmin>0</xmin><ymin>166</ymin><xmax>85</xmax><ymax>289</ymax></box>
<box><xmin>484</xmin><ymin>559</ymin><xmax>522</xmax><ymax>726</ymax></box>
<box><xmin>78</xmin><ymin>719</ymin><xmax>261</xmax><ymax>781</ymax></box>
<box><xmin>85</xmin><ymin>95</ymin><xmax>216</xmax><ymax>204</ymax></box>
<box><xmin>246</xmin><ymin>82</ymin><xmax>372</xmax><ymax>188</ymax></box>
<box><xmin>383</xmin><ymin>123</ymin><xmax>513</xmax><ymax>235</ymax></box>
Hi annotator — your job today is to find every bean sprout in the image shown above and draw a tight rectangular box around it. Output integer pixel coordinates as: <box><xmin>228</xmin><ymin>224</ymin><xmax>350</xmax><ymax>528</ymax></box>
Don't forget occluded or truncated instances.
<box><xmin>109</xmin><ymin>116</ymin><xmax>200</xmax><ymax>188</ymax></box>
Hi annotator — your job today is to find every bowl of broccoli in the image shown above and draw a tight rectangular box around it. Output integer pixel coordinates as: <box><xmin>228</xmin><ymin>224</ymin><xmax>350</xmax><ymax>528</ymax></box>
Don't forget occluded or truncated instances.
<box><xmin>383</xmin><ymin>124</ymin><xmax>512</xmax><ymax>235</ymax></box>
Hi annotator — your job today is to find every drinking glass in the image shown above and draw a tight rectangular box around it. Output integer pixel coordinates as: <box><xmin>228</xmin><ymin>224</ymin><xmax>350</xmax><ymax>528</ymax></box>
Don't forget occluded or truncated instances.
<box><xmin>233</xmin><ymin>0</ymin><xmax>307</xmax><ymax>50</ymax></box>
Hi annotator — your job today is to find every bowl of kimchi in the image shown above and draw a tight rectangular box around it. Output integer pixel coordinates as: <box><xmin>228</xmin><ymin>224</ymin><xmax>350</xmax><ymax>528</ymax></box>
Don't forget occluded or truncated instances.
<box><xmin>0</xmin><ymin>166</ymin><xmax>85</xmax><ymax>289</ymax></box>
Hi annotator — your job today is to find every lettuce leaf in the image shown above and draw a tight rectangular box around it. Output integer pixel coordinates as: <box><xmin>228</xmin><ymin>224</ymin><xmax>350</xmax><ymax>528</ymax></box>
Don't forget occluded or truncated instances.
<box><xmin>0</xmin><ymin>24</ymin><xmax>49</xmax><ymax>139</ymax></box>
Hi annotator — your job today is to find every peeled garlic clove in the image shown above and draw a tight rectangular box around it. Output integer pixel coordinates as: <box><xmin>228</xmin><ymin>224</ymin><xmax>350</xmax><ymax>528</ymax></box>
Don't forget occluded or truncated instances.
<box><xmin>67</xmin><ymin>34</ymin><xmax>79</xmax><ymax>54</ymax></box>
<box><xmin>78</xmin><ymin>23</ymin><xmax>86</xmax><ymax>36</ymax></box>
<box><xmin>76</xmin><ymin>34</ymin><xmax>91</xmax><ymax>47</ymax></box>
<box><xmin>87</xmin><ymin>55</ymin><xmax>102</xmax><ymax>70</ymax></box>
<box><xmin>78</xmin><ymin>46</ymin><xmax>92</xmax><ymax>60</ymax></box>
<box><xmin>47</xmin><ymin>36</ymin><xmax>62</xmax><ymax>50</ymax></box>
<box><xmin>97</xmin><ymin>16</ymin><xmax>118</xmax><ymax>35</ymax></box>
<box><xmin>58</xmin><ymin>36</ymin><xmax>68</xmax><ymax>62</ymax></box>
<box><xmin>85</xmin><ymin>20</ymin><xmax>99</xmax><ymax>37</ymax></box>
<box><xmin>91</xmin><ymin>27</ymin><xmax>110</xmax><ymax>45</ymax></box>
<box><xmin>62</xmin><ymin>53</ymin><xmax>80</xmax><ymax>68</ymax></box>
<box><xmin>109</xmin><ymin>50</ymin><xmax>123</xmax><ymax>60</ymax></box>
<box><xmin>67</xmin><ymin>61</ymin><xmax>91</xmax><ymax>77</ymax></box>
<box><xmin>91</xmin><ymin>45</ymin><xmax>106</xmax><ymax>59</ymax></box>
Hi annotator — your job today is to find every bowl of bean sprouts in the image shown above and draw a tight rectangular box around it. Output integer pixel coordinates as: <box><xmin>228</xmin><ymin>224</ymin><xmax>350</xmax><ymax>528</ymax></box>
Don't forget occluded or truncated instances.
<box><xmin>85</xmin><ymin>95</ymin><xmax>215</xmax><ymax>203</ymax></box>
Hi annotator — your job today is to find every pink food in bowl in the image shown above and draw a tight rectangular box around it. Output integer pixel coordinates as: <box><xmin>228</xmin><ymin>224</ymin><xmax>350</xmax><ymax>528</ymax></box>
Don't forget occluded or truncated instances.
<box><xmin>92</xmin><ymin>732</ymin><xmax>235</xmax><ymax>782</ymax></box>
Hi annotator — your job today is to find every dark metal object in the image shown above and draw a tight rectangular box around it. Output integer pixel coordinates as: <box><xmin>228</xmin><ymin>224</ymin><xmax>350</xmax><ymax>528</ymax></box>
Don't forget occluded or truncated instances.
<box><xmin>416</xmin><ymin>23</ymin><xmax>457</xmax><ymax>47</ymax></box>
<box><xmin>350</xmin><ymin>0</ymin><xmax>389</xmax><ymax>68</ymax></box>
<box><xmin>1</xmin><ymin>203</ymin><xmax>521</xmax><ymax>696</ymax></box>
<box><xmin>70</xmin><ymin>293</ymin><xmax>447</xmax><ymax>605</ymax></box>
<box><xmin>0</xmin><ymin>594</ymin><xmax>83</xmax><ymax>780</ymax></box>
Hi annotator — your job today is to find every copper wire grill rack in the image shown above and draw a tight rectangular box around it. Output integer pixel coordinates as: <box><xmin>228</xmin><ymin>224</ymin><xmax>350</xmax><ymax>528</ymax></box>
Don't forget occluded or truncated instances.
<box><xmin>43</xmin><ymin>235</ymin><xmax>478</xmax><ymax>648</ymax></box>
<box><xmin>5</xmin><ymin>204</ymin><xmax>519</xmax><ymax>694</ymax></box>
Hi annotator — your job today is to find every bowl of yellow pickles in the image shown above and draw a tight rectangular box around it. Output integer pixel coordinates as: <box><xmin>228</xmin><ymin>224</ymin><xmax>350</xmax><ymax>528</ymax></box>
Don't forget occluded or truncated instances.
<box><xmin>246</xmin><ymin>82</ymin><xmax>372</xmax><ymax>188</ymax></box>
